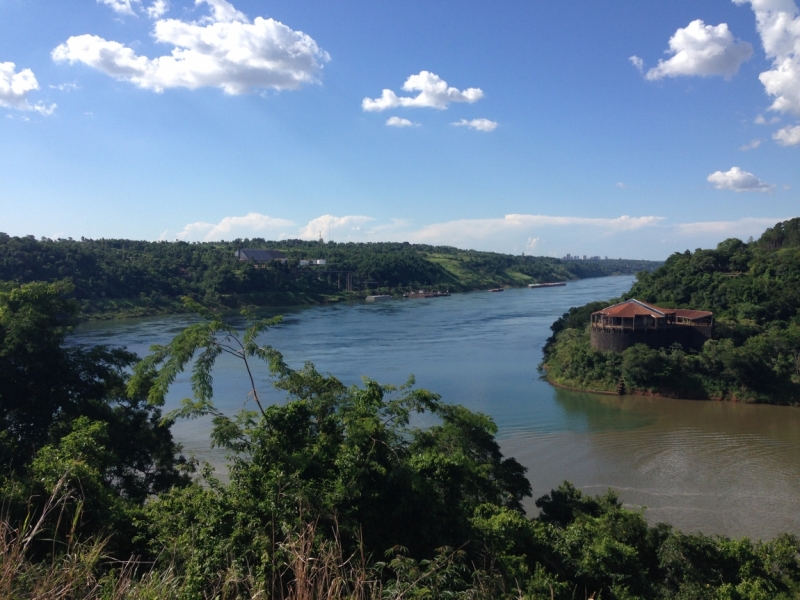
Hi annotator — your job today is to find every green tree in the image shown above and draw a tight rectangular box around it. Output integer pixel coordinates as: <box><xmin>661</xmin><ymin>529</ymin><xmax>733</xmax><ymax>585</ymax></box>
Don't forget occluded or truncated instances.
<box><xmin>0</xmin><ymin>281</ymin><xmax>190</xmax><ymax>552</ymax></box>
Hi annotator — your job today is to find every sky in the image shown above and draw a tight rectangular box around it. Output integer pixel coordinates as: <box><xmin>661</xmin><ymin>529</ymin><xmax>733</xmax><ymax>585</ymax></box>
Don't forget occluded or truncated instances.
<box><xmin>1</xmin><ymin>0</ymin><xmax>799</xmax><ymax>260</ymax></box>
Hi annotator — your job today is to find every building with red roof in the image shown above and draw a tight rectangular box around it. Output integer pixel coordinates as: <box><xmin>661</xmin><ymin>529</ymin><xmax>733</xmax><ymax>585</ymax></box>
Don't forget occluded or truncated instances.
<box><xmin>590</xmin><ymin>299</ymin><xmax>713</xmax><ymax>353</ymax></box>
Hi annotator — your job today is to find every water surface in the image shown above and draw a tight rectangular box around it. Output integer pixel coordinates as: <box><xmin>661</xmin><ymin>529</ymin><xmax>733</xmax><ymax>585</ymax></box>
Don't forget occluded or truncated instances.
<box><xmin>72</xmin><ymin>277</ymin><xmax>800</xmax><ymax>540</ymax></box>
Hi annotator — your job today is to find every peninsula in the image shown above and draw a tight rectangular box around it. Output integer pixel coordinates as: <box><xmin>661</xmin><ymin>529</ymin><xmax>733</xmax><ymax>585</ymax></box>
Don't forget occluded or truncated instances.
<box><xmin>541</xmin><ymin>218</ymin><xmax>800</xmax><ymax>405</ymax></box>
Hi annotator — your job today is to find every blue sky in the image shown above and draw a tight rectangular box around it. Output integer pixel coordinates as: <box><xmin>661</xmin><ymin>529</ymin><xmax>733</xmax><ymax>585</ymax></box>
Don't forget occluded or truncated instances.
<box><xmin>1</xmin><ymin>0</ymin><xmax>798</xmax><ymax>259</ymax></box>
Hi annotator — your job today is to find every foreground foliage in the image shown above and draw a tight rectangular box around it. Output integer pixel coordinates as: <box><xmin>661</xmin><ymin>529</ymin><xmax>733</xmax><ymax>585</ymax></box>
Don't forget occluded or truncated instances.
<box><xmin>542</xmin><ymin>218</ymin><xmax>800</xmax><ymax>404</ymax></box>
<box><xmin>3</xmin><ymin>283</ymin><xmax>800</xmax><ymax>598</ymax></box>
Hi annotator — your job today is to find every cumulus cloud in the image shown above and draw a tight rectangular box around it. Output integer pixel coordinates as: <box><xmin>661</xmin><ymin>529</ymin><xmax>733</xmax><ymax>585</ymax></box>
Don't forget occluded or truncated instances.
<box><xmin>452</xmin><ymin>118</ymin><xmax>498</xmax><ymax>132</ymax></box>
<box><xmin>773</xmin><ymin>123</ymin><xmax>800</xmax><ymax>144</ymax></box>
<box><xmin>645</xmin><ymin>19</ymin><xmax>753</xmax><ymax>80</ymax></box>
<box><xmin>386</xmin><ymin>116</ymin><xmax>417</xmax><ymax>127</ymax></box>
<box><xmin>629</xmin><ymin>55</ymin><xmax>644</xmax><ymax>72</ymax></box>
<box><xmin>0</xmin><ymin>62</ymin><xmax>55</xmax><ymax>115</ymax></box>
<box><xmin>99</xmin><ymin>0</ymin><xmax>139</xmax><ymax>15</ymax></box>
<box><xmin>362</xmin><ymin>71</ymin><xmax>483</xmax><ymax>112</ymax></box>
<box><xmin>739</xmin><ymin>138</ymin><xmax>762</xmax><ymax>150</ymax></box>
<box><xmin>298</xmin><ymin>215</ymin><xmax>375</xmax><ymax>240</ymax></box>
<box><xmin>707</xmin><ymin>166</ymin><xmax>774</xmax><ymax>192</ymax></box>
<box><xmin>167</xmin><ymin>212</ymin><xmax>782</xmax><ymax>258</ymax></box>
<box><xmin>146</xmin><ymin>0</ymin><xmax>168</xmax><ymax>19</ymax></box>
<box><xmin>734</xmin><ymin>0</ymin><xmax>800</xmax><ymax>114</ymax></box>
<box><xmin>53</xmin><ymin>0</ymin><xmax>329</xmax><ymax>95</ymax></box>
<box><xmin>174</xmin><ymin>212</ymin><xmax>295</xmax><ymax>241</ymax></box>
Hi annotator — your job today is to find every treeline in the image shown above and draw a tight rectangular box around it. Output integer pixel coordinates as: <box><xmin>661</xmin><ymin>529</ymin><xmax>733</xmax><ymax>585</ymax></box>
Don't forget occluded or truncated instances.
<box><xmin>3</xmin><ymin>282</ymin><xmax>799</xmax><ymax>599</ymax></box>
<box><xmin>541</xmin><ymin>218</ymin><xmax>800</xmax><ymax>404</ymax></box>
<box><xmin>0</xmin><ymin>233</ymin><xmax>660</xmax><ymax>318</ymax></box>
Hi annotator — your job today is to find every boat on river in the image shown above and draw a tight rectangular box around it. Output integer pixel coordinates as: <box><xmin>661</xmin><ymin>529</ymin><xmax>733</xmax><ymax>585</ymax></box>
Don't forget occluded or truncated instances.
<box><xmin>528</xmin><ymin>282</ymin><xmax>566</xmax><ymax>288</ymax></box>
<box><xmin>488</xmin><ymin>287</ymin><xmax>504</xmax><ymax>292</ymax></box>
<box><xmin>365</xmin><ymin>294</ymin><xmax>393</xmax><ymax>302</ymax></box>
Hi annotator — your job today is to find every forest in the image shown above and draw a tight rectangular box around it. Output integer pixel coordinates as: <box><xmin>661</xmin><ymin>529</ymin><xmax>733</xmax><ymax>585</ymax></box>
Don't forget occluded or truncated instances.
<box><xmin>2</xmin><ymin>281</ymin><xmax>800</xmax><ymax>599</ymax></box>
<box><xmin>0</xmin><ymin>234</ymin><xmax>659</xmax><ymax>319</ymax></box>
<box><xmin>541</xmin><ymin>218</ymin><xmax>800</xmax><ymax>405</ymax></box>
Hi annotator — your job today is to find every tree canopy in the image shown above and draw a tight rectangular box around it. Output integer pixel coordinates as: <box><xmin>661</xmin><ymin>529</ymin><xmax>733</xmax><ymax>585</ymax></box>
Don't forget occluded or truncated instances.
<box><xmin>3</xmin><ymin>276</ymin><xmax>800</xmax><ymax>598</ymax></box>
<box><xmin>0</xmin><ymin>234</ymin><xmax>661</xmax><ymax>319</ymax></box>
<box><xmin>541</xmin><ymin>218</ymin><xmax>800</xmax><ymax>404</ymax></box>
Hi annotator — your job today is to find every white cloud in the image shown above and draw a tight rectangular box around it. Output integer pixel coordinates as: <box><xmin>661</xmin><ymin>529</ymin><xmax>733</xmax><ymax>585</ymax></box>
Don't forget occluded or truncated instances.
<box><xmin>298</xmin><ymin>215</ymin><xmax>375</xmax><ymax>240</ymax></box>
<box><xmin>146</xmin><ymin>0</ymin><xmax>168</xmax><ymax>18</ymax></box>
<box><xmin>386</xmin><ymin>116</ymin><xmax>417</xmax><ymax>127</ymax></box>
<box><xmin>754</xmin><ymin>113</ymin><xmax>781</xmax><ymax>124</ymax></box>
<box><xmin>200</xmin><ymin>0</ymin><xmax>245</xmax><ymax>23</ymax></box>
<box><xmin>53</xmin><ymin>0</ymin><xmax>329</xmax><ymax>95</ymax></box>
<box><xmin>175</xmin><ymin>213</ymin><xmax>295</xmax><ymax>241</ymax></box>
<box><xmin>773</xmin><ymin>123</ymin><xmax>800</xmax><ymax>144</ymax></box>
<box><xmin>616</xmin><ymin>182</ymin><xmax>627</xmax><ymax>189</ymax></box>
<box><xmin>166</xmin><ymin>213</ymin><xmax>796</xmax><ymax>259</ymax></box>
<box><xmin>0</xmin><ymin>62</ymin><xmax>55</xmax><ymax>115</ymax></box>
<box><xmin>739</xmin><ymin>138</ymin><xmax>762</xmax><ymax>150</ymax></box>
<box><xmin>734</xmin><ymin>0</ymin><xmax>800</xmax><ymax>114</ymax></box>
<box><xmin>707</xmin><ymin>166</ymin><xmax>774</xmax><ymax>191</ymax></box>
<box><xmin>362</xmin><ymin>71</ymin><xmax>483</xmax><ymax>112</ymax></box>
<box><xmin>49</xmin><ymin>82</ymin><xmax>79</xmax><ymax>91</ymax></box>
<box><xmin>404</xmin><ymin>214</ymin><xmax>664</xmax><ymax>248</ymax></box>
<box><xmin>629</xmin><ymin>55</ymin><xmax>644</xmax><ymax>72</ymax></box>
<box><xmin>676</xmin><ymin>217</ymin><xmax>789</xmax><ymax>236</ymax></box>
<box><xmin>645</xmin><ymin>19</ymin><xmax>753</xmax><ymax>80</ymax></box>
<box><xmin>452</xmin><ymin>118</ymin><xmax>498</xmax><ymax>132</ymax></box>
<box><xmin>99</xmin><ymin>0</ymin><xmax>139</xmax><ymax>15</ymax></box>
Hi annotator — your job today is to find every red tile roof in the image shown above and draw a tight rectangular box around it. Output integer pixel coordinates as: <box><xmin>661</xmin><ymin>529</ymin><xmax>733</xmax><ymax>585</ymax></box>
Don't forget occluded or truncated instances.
<box><xmin>593</xmin><ymin>299</ymin><xmax>712</xmax><ymax>320</ymax></box>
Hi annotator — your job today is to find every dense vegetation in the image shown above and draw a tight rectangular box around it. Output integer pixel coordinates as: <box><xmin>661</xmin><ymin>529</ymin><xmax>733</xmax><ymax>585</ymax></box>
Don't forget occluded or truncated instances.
<box><xmin>541</xmin><ymin>218</ymin><xmax>800</xmax><ymax>404</ymax></box>
<box><xmin>0</xmin><ymin>233</ymin><xmax>660</xmax><ymax>319</ymax></box>
<box><xmin>3</xmin><ymin>282</ymin><xmax>800</xmax><ymax>599</ymax></box>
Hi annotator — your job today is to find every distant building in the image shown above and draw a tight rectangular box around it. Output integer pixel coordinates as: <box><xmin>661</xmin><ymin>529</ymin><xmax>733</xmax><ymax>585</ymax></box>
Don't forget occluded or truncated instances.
<box><xmin>590</xmin><ymin>299</ymin><xmax>713</xmax><ymax>353</ymax></box>
<box><xmin>235</xmin><ymin>249</ymin><xmax>287</xmax><ymax>264</ymax></box>
<box><xmin>299</xmin><ymin>260</ymin><xmax>310</xmax><ymax>266</ymax></box>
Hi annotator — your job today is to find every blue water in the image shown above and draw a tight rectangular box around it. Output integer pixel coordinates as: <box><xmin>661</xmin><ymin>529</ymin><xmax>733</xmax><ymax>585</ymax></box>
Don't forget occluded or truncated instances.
<box><xmin>71</xmin><ymin>276</ymin><xmax>800</xmax><ymax>539</ymax></box>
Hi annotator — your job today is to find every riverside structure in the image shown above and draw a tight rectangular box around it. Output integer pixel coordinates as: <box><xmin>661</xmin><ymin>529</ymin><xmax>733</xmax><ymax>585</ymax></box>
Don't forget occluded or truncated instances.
<box><xmin>590</xmin><ymin>299</ymin><xmax>713</xmax><ymax>353</ymax></box>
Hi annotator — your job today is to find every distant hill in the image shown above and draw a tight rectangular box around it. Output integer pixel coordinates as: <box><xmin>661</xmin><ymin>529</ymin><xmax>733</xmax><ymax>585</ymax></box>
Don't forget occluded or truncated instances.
<box><xmin>0</xmin><ymin>234</ymin><xmax>660</xmax><ymax>319</ymax></box>
<box><xmin>541</xmin><ymin>218</ymin><xmax>800</xmax><ymax>405</ymax></box>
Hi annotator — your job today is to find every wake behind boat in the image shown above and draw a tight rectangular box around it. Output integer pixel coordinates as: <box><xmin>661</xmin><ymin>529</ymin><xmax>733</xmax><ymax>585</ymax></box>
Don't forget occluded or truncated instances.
<box><xmin>528</xmin><ymin>282</ymin><xmax>566</xmax><ymax>288</ymax></box>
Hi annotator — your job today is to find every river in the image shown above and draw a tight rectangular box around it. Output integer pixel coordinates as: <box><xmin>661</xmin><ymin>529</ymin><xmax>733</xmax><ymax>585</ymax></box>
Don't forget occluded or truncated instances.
<box><xmin>71</xmin><ymin>276</ymin><xmax>800</xmax><ymax>540</ymax></box>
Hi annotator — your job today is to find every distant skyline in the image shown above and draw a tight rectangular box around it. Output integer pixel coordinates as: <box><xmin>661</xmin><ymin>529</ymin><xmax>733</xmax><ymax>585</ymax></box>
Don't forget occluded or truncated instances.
<box><xmin>1</xmin><ymin>0</ymin><xmax>798</xmax><ymax>260</ymax></box>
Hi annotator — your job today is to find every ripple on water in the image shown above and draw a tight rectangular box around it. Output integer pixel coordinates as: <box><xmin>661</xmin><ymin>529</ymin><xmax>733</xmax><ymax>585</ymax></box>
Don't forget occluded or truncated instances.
<box><xmin>70</xmin><ymin>277</ymin><xmax>800</xmax><ymax>539</ymax></box>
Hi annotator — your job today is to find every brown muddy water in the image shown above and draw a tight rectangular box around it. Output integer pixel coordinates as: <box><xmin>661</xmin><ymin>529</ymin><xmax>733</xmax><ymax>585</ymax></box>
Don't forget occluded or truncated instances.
<box><xmin>71</xmin><ymin>276</ymin><xmax>800</xmax><ymax>540</ymax></box>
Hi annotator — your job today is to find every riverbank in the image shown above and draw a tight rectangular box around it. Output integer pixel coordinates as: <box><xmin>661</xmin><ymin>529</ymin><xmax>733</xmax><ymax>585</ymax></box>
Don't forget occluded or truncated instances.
<box><xmin>1</xmin><ymin>235</ymin><xmax>663</xmax><ymax>321</ymax></box>
<box><xmin>69</xmin><ymin>276</ymin><xmax>800</xmax><ymax>541</ymax></box>
<box><xmin>77</xmin><ymin>290</ymin><xmax>350</xmax><ymax>321</ymax></box>
<box><xmin>543</xmin><ymin>368</ymin><xmax>760</xmax><ymax>403</ymax></box>
<box><xmin>80</xmin><ymin>283</ymin><xmax>548</xmax><ymax>321</ymax></box>
<box><xmin>540</xmin><ymin>220</ymin><xmax>800</xmax><ymax>407</ymax></box>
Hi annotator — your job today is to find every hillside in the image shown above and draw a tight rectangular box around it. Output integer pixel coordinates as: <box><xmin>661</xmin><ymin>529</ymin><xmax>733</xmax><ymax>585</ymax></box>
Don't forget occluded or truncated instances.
<box><xmin>0</xmin><ymin>234</ymin><xmax>660</xmax><ymax>319</ymax></box>
<box><xmin>540</xmin><ymin>218</ymin><xmax>800</xmax><ymax>404</ymax></box>
<box><xmin>4</xmin><ymin>283</ymin><xmax>800</xmax><ymax>599</ymax></box>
